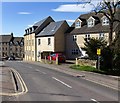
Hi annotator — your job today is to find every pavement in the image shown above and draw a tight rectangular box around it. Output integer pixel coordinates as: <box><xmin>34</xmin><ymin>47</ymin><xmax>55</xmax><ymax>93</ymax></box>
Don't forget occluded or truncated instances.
<box><xmin>26</xmin><ymin>60</ymin><xmax>120</xmax><ymax>91</ymax></box>
<box><xmin>0</xmin><ymin>66</ymin><xmax>15</xmax><ymax>95</ymax></box>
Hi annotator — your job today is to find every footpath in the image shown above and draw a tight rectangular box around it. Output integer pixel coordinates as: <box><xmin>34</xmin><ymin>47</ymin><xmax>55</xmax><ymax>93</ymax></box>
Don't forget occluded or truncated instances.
<box><xmin>27</xmin><ymin>61</ymin><xmax>120</xmax><ymax>91</ymax></box>
<box><xmin>0</xmin><ymin>66</ymin><xmax>15</xmax><ymax>96</ymax></box>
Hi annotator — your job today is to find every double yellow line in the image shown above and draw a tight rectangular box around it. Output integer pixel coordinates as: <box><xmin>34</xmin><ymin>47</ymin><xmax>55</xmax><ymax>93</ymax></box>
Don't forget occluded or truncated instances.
<box><xmin>0</xmin><ymin>68</ymin><xmax>28</xmax><ymax>96</ymax></box>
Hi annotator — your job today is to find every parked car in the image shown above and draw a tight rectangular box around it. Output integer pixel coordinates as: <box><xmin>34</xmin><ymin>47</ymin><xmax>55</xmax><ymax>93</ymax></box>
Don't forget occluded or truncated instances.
<box><xmin>47</xmin><ymin>53</ymin><xmax>66</xmax><ymax>63</ymax></box>
<box><xmin>0</xmin><ymin>56</ymin><xmax>9</xmax><ymax>61</ymax></box>
<box><xmin>8</xmin><ymin>56</ymin><xmax>15</xmax><ymax>60</ymax></box>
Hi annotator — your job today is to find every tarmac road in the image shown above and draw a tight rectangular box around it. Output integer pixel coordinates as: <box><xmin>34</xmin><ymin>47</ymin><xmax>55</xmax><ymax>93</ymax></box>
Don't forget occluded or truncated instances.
<box><xmin>3</xmin><ymin>61</ymin><xmax>119</xmax><ymax>102</ymax></box>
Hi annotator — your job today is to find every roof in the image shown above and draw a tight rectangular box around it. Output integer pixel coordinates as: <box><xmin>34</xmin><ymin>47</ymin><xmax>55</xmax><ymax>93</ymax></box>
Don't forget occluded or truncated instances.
<box><xmin>0</xmin><ymin>34</ymin><xmax>13</xmax><ymax>42</ymax></box>
<box><xmin>33</xmin><ymin>16</ymin><xmax>51</xmax><ymax>27</ymax></box>
<box><xmin>13</xmin><ymin>37</ymin><xmax>24</xmax><ymax>43</ymax></box>
<box><xmin>70</xmin><ymin>11</ymin><xmax>120</xmax><ymax>34</ymax></box>
<box><xmin>24</xmin><ymin>16</ymin><xmax>54</xmax><ymax>36</ymax></box>
<box><xmin>37</xmin><ymin>20</ymin><xmax>66</xmax><ymax>37</ymax></box>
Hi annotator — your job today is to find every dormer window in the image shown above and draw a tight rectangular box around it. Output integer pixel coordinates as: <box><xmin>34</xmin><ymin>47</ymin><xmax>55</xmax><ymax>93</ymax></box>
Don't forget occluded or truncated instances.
<box><xmin>87</xmin><ymin>17</ymin><xmax>95</xmax><ymax>27</ymax></box>
<box><xmin>30</xmin><ymin>28</ymin><xmax>32</xmax><ymax>33</ymax></box>
<box><xmin>10</xmin><ymin>41</ymin><xmax>13</xmax><ymax>46</ymax></box>
<box><xmin>75</xmin><ymin>19</ymin><xmax>82</xmax><ymax>28</ymax></box>
<box><xmin>20</xmin><ymin>42</ymin><xmax>24</xmax><ymax>46</ymax></box>
<box><xmin>25</xmin><ymin>30</ymin><xmax>27</xmax><ymax>34</ymax></box>
<box><xmin>102</xmin><ymin>16</ymin><xmax>109</xmax><ymax>26</ymax></box>
<box><xmin>16</xmin><ymin>42</ymin><xmax>19</xmax><ymax>45</ymax></box>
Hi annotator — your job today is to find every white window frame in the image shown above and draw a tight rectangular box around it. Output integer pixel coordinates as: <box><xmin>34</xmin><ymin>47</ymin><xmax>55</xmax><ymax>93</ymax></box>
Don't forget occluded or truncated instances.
<box><xmin>85</xmin><ymin>34</ymin><xmax>90</xmax><ymax>41</ymax></box>
<box><xmin>75</xmin><ymin>19</ymin><xmax>82</xmax><ymax>28</ymax></box>
<box><xmin>87</xmin><ymin>17</ymin><xmax>95</xmax><ymax>27</ymax></box>
<box><xmin>102</xmin><ymin>16</ymin><xmax>109</xmax><ymax>26</ymax></box>
<box><xmin>73</xmin><ymin>35</ymin><xmax>77</xmax><ymax>41</ymax></box>
<box><xmin>99</xmin><ymin>33</ymin><xmax>104</xmax><ymax>39</ymax></box>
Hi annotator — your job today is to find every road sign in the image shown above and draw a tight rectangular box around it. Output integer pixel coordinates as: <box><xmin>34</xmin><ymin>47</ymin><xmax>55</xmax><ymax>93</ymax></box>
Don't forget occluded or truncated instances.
<box><xmin>97</xmin><ymin>49</ymin><xmax>101</xmax><ymax>55</ymax></box>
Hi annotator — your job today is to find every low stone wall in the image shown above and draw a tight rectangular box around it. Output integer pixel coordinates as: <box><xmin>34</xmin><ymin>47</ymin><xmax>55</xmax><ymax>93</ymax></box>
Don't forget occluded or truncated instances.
<box><xmin>78</xmin><ymin>59</ymin><xmax>97</xmax><ymax>67</ymax></box>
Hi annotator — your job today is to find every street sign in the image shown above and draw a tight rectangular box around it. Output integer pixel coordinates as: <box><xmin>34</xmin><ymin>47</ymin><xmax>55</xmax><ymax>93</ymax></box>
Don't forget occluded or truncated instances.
<box><xmin>97</xmin><ymin>49</ymin><xmax>101</xmax><ymax>55</ymax></box>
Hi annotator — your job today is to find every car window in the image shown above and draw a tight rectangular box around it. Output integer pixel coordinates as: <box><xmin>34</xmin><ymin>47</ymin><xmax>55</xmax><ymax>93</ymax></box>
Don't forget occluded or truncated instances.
<box><xmin>51</xmin><ymin>54</ymin><xmax>55</xmax><ymax>56</ymax></box>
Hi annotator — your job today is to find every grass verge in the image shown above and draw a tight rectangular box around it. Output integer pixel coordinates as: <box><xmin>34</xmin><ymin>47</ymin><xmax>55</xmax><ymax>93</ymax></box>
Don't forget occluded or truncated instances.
<box><xmin>70</xmin><ymin>65</ymin><xmax>120</xmax><ymax>76</ymax></box>
<box><xmin>70</xmin><ymin>65</ymin><xmax>104</xmax><ymax>73</ymax></box>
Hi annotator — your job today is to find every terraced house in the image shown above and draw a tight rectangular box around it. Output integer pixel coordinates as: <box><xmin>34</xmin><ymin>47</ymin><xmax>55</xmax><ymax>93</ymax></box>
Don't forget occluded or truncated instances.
<box><xmin>0</xmin><ymin>33</ymin><xmax>24</xmax><ymax>59</ymax></box>
<box><xmin>66</xmin><ymin>11</ymin><xmax>120</xmax><ymax>59</ymax></box>
<box><xmin>24</xmin><ymin>16</ymin><xmax>54</xmax><ymax>61</ymax></box>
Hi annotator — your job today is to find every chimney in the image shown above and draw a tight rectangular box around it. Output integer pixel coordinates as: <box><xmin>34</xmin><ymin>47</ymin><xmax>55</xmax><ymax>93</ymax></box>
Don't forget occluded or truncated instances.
<box><xmin>11</xmin><ymin>32</ymin><xmax>13</xmax><ymax>37</ymax></box>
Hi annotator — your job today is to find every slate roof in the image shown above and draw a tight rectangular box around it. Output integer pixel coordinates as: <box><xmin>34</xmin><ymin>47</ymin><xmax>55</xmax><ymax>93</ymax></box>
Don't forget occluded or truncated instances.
<box><xmin>0</xmin><ymin>34</ymin><xmax>13</xmax><ymax>43</ymax></box>
<box><xmin>70</xmin><ymin>11</ymin><xmax>120</xmax><ymax>34</ymax></box>
<box><xmin>37</xmin><ymin>20</ymin><xmax>66</xmax><ymax>37</ymax></box>
<box><xmin>24</xmin><ymin>16</ymin><xmax>54</xmax><ymax>36</ymax></box>
<box><xmin>13</xmin><ymin>37</ymin><xmax>24</xmax><ymax>44</ymax></box>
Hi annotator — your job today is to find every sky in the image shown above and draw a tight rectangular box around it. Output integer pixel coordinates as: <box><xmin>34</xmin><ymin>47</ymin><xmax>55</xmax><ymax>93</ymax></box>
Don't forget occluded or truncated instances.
<box><xmin>1</xmin><ymin>0</ymin><xmax>102</xmax><ymax>37</ymax></box>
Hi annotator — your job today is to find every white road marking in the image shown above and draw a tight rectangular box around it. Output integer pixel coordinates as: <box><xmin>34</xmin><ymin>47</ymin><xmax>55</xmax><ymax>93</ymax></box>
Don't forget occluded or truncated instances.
<box><xmin>35</xmin><ymin>69</ymin><xmax>47</xmax><ymax>74</ymax></box>
<box><xmin>84</xmin><ymin>78</ymin><xmax>118</xmax><ymax>91</ymax></box>
<box><xmin>91</xmin><ymin>98</ymin><xmax>100</xmax><ymax>103</ymax></box>
<box><xmin>52</xmin><ymin>77</ymin><xmax>72</xmax><ymax>88</ymax></box>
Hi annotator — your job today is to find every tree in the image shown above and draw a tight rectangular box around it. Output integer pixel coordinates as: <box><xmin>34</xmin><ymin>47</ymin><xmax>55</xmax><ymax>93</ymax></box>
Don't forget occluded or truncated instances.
<box><xmin>84</xmin><ymin>38</ymin><xmax>107</xmax><ymax>60</ymax></box>
<box><xmin>94</xmin><ymin>0</ymin><xmax>120</xmax><ymax>46</ymax></box>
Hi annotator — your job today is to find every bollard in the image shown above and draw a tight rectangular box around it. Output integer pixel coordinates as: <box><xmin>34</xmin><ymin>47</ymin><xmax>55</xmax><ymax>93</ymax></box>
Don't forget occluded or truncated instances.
<box><xmin>76</xmin><ymin>58</ymin><xmax>78</xmax><ymax>65</ymax></box>
<box><xmin>56</xmin><ymin>56</ymin><xmax>58</xmax><ymax>65</ymax></box>
<box><xmin>45</xmin><ymin>56</ymin><xmax>46</xmax><ymax>63</ymax></box>
<box><xmin>50</xmin><ymin>56</ymin><xmax>52</xmax><ymax>63</ymax></box>
<box><xmin>40</xmin><ymin>53</ymin><xmax>42</xmax><ymax>62</ymax></box>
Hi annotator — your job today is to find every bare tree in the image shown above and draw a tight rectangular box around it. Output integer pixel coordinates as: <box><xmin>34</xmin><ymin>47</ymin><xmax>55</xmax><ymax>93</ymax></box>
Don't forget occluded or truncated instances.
<box><xmin>94</xmin><ymin>0</ymin><xmax>120</xmax><ymax>46</ymax></box>
<box><xmin>77</xmin><ymin>0</ymin><xmax>120</xmax><ymax>45</ymax></box>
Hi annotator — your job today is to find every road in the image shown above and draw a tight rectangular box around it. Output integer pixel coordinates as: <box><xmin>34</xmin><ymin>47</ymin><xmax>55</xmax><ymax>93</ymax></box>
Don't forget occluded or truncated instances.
<box><xmin>2</xmin><ymin>61</ymin><xmax>119</xmax><ymax>102</ymax></box>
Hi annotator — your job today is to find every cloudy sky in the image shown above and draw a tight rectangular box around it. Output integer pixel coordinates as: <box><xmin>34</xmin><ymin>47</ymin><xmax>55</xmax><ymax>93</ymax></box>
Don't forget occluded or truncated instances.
<box><xmin>1</xmin><ymin>0</ymin><xmax>101</xmax><ymax>37</ymax></box>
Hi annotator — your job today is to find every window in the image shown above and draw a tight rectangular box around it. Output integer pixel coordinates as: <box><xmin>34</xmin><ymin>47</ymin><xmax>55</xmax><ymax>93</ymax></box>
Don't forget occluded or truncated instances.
<box><xmin>29</xmin><ymin>40</ymin><xmax>31</xmax><ymax>45</ymax></box>
<box><xmin>20</xmin><ymin>42</ymin><xmax>24</xmax><ymax>46</ymax></box>
<box><xmin>10</xmin><ymin>42</ymin><xmax>13</xmax><ymax>46</ymax></box>
<box><xmin>87</xmin><ymin>17</ymin><xmax>95</xmax><ymax>27</ymax></box>
<box><xmin>48</xmin><ymin>38</ymin><xmax>51</xmax><ymax>45</ymax></box>
<box><xmin>75</xmin><ymin>21</ymin><xmax>81</xmax><ymax>28</ymax></box>
<box><xmin>72</xmin><ymin>49</ymin><xmax>79</xmax><ymax>55</ymax></box>
<box><xmin>102</xmin><ymin>16</ymin><xmax>109</xmax><ymax>25</ymax></box>
<box><xmin>32</xmin><ymin>51</ymin><xmax>34</xmax><ymax>56</ymax></box>
<box><xmin>85</xmin><ymin>34</ymin><xmax>90</xmax><ymax>41</ymax></box>
<box><xmin>73</xmin><ymin>35</ymin><xmax>77</xmax><ymax>41</ymax></box>
<box><xmin>38</xmin><ymin>39</ymin><xmax>41</xmax><ymax>45</ymax></box>
<box><xmin>16</xmin><ymin>42</ymin><xmax>18</xmax><ymax>46</ymax></box>
<box><xmin>99</xmin><ymin>33</ymin><xmax>104</xmax><ymax>39</ymax></box>
<box><xmin>32</xmin><ymin>40</ymin><xmax>34</xmax><ymax>45</ymax></box>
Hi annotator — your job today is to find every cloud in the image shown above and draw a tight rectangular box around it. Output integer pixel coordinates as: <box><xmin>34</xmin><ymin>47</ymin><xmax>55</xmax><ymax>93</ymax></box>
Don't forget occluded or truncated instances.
<box><xmin>18</xmin><ymin>12</ymin><xmax>31</xmax><ymax>15</ymax></box>
<box><xmin>28</xmin><ymin>25</ymin><xmax>33</xmax><ymax>27</ymax></box>
<box><xmin>66</xmin><ymin>20</ymin><xmax>75</xmax><ymax>23</ymax></box>
<box><xmin>52</xmin><ymin>1</ymin><xmax>101</xmax><ymax>12</ymax></box>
